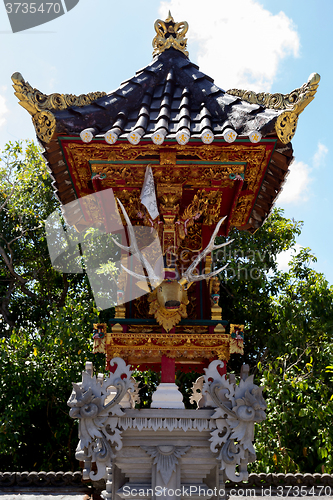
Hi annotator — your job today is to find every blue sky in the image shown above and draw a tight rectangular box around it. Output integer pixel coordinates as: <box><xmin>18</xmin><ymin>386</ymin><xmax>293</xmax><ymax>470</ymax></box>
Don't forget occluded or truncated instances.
<box><xmin>0</xmin><ymin>0</ymin><xmax>332</xmax><ymax>283</ymax></box>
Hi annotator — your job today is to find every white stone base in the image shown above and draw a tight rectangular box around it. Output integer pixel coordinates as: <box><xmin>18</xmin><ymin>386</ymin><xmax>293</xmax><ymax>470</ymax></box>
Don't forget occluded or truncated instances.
<box><xmin>151</xmin><ymin>382</ymin><xmax>185</xmax><ymax>409</ymax></box>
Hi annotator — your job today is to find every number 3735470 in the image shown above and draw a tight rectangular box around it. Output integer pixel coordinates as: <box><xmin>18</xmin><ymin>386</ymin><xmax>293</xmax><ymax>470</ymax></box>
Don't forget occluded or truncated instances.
<box><xmin>5</xmin><ymin>3</ymin><xmax>61</xmax><ymax>14</ymax></box>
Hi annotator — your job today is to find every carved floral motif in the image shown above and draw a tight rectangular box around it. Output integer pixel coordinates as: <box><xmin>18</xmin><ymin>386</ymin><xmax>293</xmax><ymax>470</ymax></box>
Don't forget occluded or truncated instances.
<box><xmin>193</xmin><ymin>360</ymin><xmax>267</xmax><ymax>482</ymax></box>
<box><xmin>96</xmin><ymin>330</ymin><xmax>232</xmax><ymax>361</ymax></box>
<box><xmin>67</xmin><ymin>359</ymin><xmax>137</xmax><ymax>481</ymax></box>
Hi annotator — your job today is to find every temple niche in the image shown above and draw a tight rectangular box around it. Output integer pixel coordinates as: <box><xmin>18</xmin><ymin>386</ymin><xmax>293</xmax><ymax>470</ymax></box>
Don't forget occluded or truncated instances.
<box><xmin>14</xmin><ymin>12</ymin><xmax>319</xmax><ymax>499</ymax></box>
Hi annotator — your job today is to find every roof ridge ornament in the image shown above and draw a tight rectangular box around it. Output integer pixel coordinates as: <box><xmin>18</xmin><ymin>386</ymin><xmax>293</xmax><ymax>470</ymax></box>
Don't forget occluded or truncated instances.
<box><xmin>152</xmin><ymin>11</ymin><xmax>189</xmax><ymax>57</ymax></box>
<box><xmin>11</xmin><ymin>72</ymin><xmax>106</xmax><ymax>143</ymax></box>
<box><xmin>227</xmin><ymin>72</ymin><xmax>320</xmax><ymax>144</ymax></box>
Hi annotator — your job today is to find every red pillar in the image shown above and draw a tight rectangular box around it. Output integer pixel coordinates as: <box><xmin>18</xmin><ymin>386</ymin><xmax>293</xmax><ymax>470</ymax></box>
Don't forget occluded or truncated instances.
<box><xmin>161</xmin><ymin>355</ymin><xmax>175</xmax><ymax>383</ymax></box>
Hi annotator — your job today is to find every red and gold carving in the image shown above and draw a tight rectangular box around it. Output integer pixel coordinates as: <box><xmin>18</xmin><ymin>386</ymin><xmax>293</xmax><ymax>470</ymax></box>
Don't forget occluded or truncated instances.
<box><xmin>93</xmin><ymin>330</ymin><xmax>233</xmax><ymax>363</ymax></box>
<box><xmin>230</xmin><ymin>324</ymin><xmax>245</xmax><ymax>355</ymax></box>
<box><xmin>59</xmin><ymin>140</ymin><xmax>275</xmax><ymax>231</ymax></box>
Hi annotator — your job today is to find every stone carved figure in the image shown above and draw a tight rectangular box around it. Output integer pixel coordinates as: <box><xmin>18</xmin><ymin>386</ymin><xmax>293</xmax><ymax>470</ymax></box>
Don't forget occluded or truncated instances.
<box><xmin>67</xmin><ymin>358</ymin><xmax>136</xmax><ymax>481</ymax></box>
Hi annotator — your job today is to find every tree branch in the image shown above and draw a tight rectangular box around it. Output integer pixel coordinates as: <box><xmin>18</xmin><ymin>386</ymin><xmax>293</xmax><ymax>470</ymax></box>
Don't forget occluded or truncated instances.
<box><xmin>252</xmin><ymin>347</ymin><xmax>270</xmax><ymax>377</ymax></box>
<box><xmin>0</xmin><ymin>181</ymin><xmax>16</xmax><ymax>212</ymax></box>
<box><xmin>0</xmin><ymin>244</ymin><xmax>38</xmax><ymax>299</ymax></box>
<box><xmin>286</xmin><ymin>345</ymin><xmax>310</xmax><ymax>373</ymax></box>
<box><xmin>0</xmin><ymin>280</ymin><xmax>16</xmax><ymax>329</ymax></box>
<box><xmin>57</xmin><ymin>274</ymin><xmax>69</xmax><ymax>308</ymax></box>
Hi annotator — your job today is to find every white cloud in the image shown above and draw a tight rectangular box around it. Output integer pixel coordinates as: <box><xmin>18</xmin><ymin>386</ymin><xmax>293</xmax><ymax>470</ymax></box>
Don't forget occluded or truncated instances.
<box><xmin>277</xmin><ymin>160</ymin><xmax>311</xmax><ymax>205</ymax></box>
<box><xmin>276</xmin><ymin>243</ymin><xmax>302</xmax><ymax>272</ymax></box>
<box><xmin>313</xmin><ymin>141</ymin><xmax>328</xmax><ymax>168</ymax></box>
<box><xmin>159</xmin><ymin>0</ymin><xmax>300</xmax><ymax>91</ymax></box>
<box><xmin>0</xmin><ymin>94</ymin><xmax>8</xmax><ymax>129</ymax></box>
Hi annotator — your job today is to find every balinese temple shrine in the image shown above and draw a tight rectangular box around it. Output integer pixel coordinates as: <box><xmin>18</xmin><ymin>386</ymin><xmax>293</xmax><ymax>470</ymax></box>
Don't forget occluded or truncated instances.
<box><xmin>14</xmin><ymin>13</ymin><xmax>319</xmax><ymax>496</ymax></box>
<box><xmin>12</xmin><ymin>12</ymin><xmax>319</xmax><ymax>379</ymax></box>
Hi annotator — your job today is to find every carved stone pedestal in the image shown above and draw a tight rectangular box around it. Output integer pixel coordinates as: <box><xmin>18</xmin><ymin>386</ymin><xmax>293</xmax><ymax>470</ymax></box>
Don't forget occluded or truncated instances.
<box><xmin>68</xmin><ymin>358</ymin><xmax>266</xmax><ymax>500</ymax></box>
<box><xmin>151</xmin><ymin>382</ymin><xmax>185</xmax><ymax>409</ymax></box>
<box><xmin>112</xmin><ymin>408</ymin><xmax>220</xmax><ymax>500</ymax></box>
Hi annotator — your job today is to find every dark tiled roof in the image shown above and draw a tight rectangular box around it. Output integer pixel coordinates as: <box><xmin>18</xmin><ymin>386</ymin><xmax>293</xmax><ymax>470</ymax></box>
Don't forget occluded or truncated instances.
<box><xmin>54</xmin><ymin>48</ymin><xmax>282</xmax><ymax>145</ymax></box>
<box><xmin>15</xmin><ymin>47</ymin><xmax>298</xmax><ymax>232</ymax></box>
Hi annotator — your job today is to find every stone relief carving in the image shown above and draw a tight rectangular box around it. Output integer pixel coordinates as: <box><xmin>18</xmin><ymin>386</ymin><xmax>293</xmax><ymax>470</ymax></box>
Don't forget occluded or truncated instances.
<box><xmin>119</xmin><ymin>416</ymin><xmax>213</xmax><ymax>432</ymax></box>
<box><xmin>141</xmin><ymin>446</ymin><xmax>191</xmax><ymax>485</ymax></box>
<box><xmin>195</xmin><ymin>360</ymin><xmax>267</xmax><ymax>482</ymax></box>
<box><xmin>68</xmin><ymin>357</ymin><xmax>266</xmax><ymax>488</ymax></box>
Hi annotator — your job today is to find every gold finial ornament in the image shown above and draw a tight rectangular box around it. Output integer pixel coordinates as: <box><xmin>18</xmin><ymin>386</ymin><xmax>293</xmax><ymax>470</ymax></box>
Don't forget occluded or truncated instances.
<box><xmin>152</xmin><ymin>12</ymin><xmax>189</xmax><ymax>57</ymax></box>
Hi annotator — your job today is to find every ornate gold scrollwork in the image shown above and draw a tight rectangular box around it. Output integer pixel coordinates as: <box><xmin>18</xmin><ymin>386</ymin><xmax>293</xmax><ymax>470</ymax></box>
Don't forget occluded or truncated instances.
<box><xmin>32</xmin><ymin>110</ymin><xmax>56</xmax><ymax>143</ymax></box>
<box><xmin>12</xmin><ymin>72</ymin><xmax>106</xmax><ymax>143</ymax></box>
<box><xmin>62</xmin><ymin>141</ymin><xmax>271</xmax><ymax>227</ymax></box>
<box><xmin>116</xmin><ymin>189</ymin><xmax>142</xmax><ymax>220</ymax></box>
<box><xmin>152</xmin><ymin>12</ymin><xmax>189</xmax><ymax>57</ymax></box>
<box><xmin>227</xmin><ymin>73</ymin><xmax>320</xmax><ymax>144</ymax></box>
<box><xmin>275</xmin><ymin>111</ymin><xmax>298</xmax><ymax>145</ymax></box>
<box><xmin>227</xmin><ymin>73</ymin><xmax>320</xmax><ymax>111</ymax></box>
<box><xmin>103</xmin><ymin>331</ymin><xmax>232</xmax><ymax>361</ymax></box>
<box><xmin>231</xmin><ymin>194</ymin><xmax>254</xmax><ymax>227</ymax></box>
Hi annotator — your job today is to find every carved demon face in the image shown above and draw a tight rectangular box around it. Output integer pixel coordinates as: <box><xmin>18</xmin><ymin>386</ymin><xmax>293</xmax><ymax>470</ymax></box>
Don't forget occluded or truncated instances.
<box><xmin>149</xmin><ymin>279</ymin><xmax>189</xmax><ymax>332</ymax></box>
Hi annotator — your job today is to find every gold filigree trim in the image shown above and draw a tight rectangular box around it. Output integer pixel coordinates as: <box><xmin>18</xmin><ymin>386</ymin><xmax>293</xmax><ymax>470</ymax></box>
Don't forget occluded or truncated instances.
<box><xmin>96</xmin><ymin>332</ymin><xmax>234</xmax><ymax>361</ymax></box>
<box><xmin>227</xmin><ymin>73</ymin><xmax>320</xmax><ymax>111</ymax></box>
<box><xmin>181</xmin><ymin>189</ymin><xmax>222</xmax><ymax>228</ymax></box>
<box><xmin>275</xmin><ymin>111</ymin><xmax>299</xmax><ymax>145</ymax></box>
<box><xmin>12</xmin><ymin>72</ymin><xmax>106</xmax><ymax>143</ymax></box>
<box><xmin>153</xmin><ymin>11</ymin><xmax>189</xmax><ymax>57</ymax></box>
<box><xmin>227</xmin><ymin>73</ymin><xmax>320</xmax><ymax>144</ymax></box>
<box><xmin>231</xmin><ymin>194</ymin><xmax>255</xmax><ymax>227</ymax></box>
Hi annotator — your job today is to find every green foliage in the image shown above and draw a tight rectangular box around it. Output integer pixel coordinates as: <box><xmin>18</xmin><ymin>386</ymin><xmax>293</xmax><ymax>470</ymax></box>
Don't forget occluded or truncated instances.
<box><xmin>0</xmin><ymin>141</ymin><xmax>110</xmax><ymax>470</ymax></box>
<box><xmin>132</xmin><ymin>369</ymin><xmax>160</xmax><ymax>408</ymax></box>
<box><xmin>0</xmin><ymin>296</ymin><xmax>105</xmax><ymax>471</ymax></box>
<box><xmin>252</xmin><ymin>341</ymin><xmax>333</xmax><ymax>474</ymax></box>
<box><xmin>250</xmin><ymin>251</ymin><xmax>333</xmax><ymax>474</ymax></box>
<box><xmin>215</xmin><ymin>208</ymin><xmax>303</xmax><ymax>371</ymax></box>
<box><xmin>0</xmin><ymin>140</ymin><xmax>81</xmax><ymax>336</ymax></box>
<box><xmin>213</xmin><ymin>218</ymin><xmax>333</xmax><ymax>473</ymax></box>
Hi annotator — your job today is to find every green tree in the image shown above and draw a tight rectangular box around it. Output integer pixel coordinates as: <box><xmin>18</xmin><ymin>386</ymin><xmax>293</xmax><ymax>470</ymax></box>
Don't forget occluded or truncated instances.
<box><xmin>251</xmin><ymin>250</ymin><xmax>333</xmax><ymax>474</ymax></box>
<box><xmin>214</xmin><ymin>218</ymin><xmax>333</xmax><ymax>473</ymax></box>
<box><xmin>0</xmin><ymin>141</ymin><xmax>77</xmax><ymax>335</ymax></box>
<box><xmin>214</xmin><ymin>208</ymin><xmax>303</xmax><ymax>371</ymax></box>
<box><xmin>0</xmin><ymin>141</ymin><xmax>109</xmax><ymax>470</ymax></box>
<box><xmin>0</xmin><ymin>296</ymin><xmax>106</xmax><ymax>471</ymax></box>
